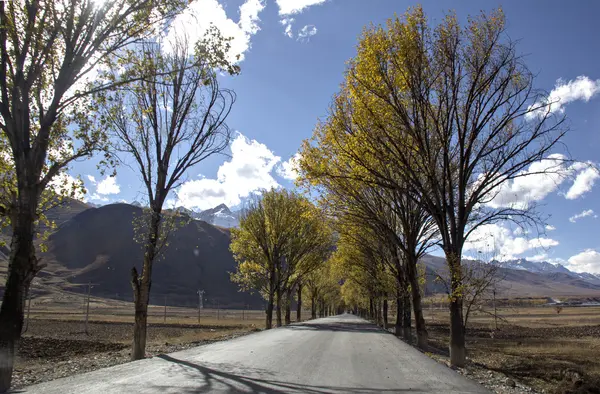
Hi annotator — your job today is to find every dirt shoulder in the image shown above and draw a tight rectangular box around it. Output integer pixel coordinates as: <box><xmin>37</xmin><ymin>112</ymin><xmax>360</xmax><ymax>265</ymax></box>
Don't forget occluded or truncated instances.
<box><xmin>13</xmin><ymin>319</ymin><xmax>260</xmax><ymax>389</ymax></box>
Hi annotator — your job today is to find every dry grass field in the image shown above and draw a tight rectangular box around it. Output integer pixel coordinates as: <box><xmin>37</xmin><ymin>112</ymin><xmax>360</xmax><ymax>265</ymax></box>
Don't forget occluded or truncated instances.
<box><xmin>12</xmin><ymin>290</ymin><xmax>600</xmax><ymax>393</ymax></box>
<box><xmin>421</xmin><ymin>305</ymin><xmax>600</xmax><ymax>393</ymax></box>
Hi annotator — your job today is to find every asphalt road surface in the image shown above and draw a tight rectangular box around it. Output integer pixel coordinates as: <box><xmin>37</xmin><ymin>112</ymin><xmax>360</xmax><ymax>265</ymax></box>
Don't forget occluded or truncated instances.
<box><xmin>20</xmin><ymin>314</ymin><xmax>489</xmax><ymax>394</ymax></box>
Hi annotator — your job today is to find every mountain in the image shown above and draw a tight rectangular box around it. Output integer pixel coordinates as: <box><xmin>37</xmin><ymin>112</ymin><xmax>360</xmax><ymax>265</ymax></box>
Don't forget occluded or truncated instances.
<box><xmin>501</xmin><ymin>258</ymin><xmax>600</xmax><ymax>284</ymax></box>
<box><xmin>1</xmin><ymin>203</ymin><xmax>262</xmax><ymax>308</ymax></box>
<box><xmin>420</xmin><ymin>255</ymin><xmax>600</xmax><ymax>298</ymax></box>
<box><xmin>196</xmin><ymin>204</ymin><xmax>240</xmax><ymax>228</ymax></box>
<box><xmin>502</xmin><ymin>258</ymin><xmax>572</xmax><ymax>274</ymax></box>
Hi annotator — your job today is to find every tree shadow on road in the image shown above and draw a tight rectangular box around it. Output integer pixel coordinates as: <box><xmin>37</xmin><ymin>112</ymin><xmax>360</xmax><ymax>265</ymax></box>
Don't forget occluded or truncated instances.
<box><xmin>285</xmin><ymin>321</ymin><xmax>384</xmax><ymax>334</ymax></box>
<box><xmin>156</xmin><ymin>354</ymin><xmax>426</xmax><ymax>393</ymax></box>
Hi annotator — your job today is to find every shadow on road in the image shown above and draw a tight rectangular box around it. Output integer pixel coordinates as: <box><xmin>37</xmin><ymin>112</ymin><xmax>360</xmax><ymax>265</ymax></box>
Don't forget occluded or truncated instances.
<box><xmin>285</xmin><ymin>320</ymin><xmax>384</xmax><ymax>334</ymax></box>
<box><xmin>156</xmin><ymin>354</ymin><xmax>424</xmax><ymax>393</ymax></box>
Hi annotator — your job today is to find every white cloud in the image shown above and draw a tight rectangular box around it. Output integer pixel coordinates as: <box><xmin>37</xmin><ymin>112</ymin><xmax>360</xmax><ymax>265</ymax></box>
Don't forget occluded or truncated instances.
<box><xmin>567</xmin><ymin>249</ymin><xmax>600</xmax><ymax>274</ymax></box>
<box><xmin>87</xmin><ymin>175</ymin><xmax>97</xmax><ymax>184</ymax></box>
<box><xmin>48</xmin><ymin>173</ymin><xmax>86</xmax><ymax>201</ymax></box>
<box><xmin>527</xmin><ymin>76</ymin><xmax>600</xmax><ymax>120</ymax></box>
<box><xmin>277</xmin><ymin>153</ymin><xmax>301</xmax><ymax>181</ymax></box>
<box><xmin>88</xmin><ymin>193</ymin><xmax>109</xmax><ymax>202</ymax></box>
<box><xmin>545</xmin><ymin>225</ymin><xmax>556</xmax><ymax>231</ymax></box>
<box><xmin>164</xmin><ymin>0</ymin><xmax>265</xmax><ymax>63</ymax></box>
<box><xmin>297</xmin><ymin>25</ymin><xmax>317</xmax><ymax>42</ymax></box>
<box><xmin>569</xmin><ymin>209</ymin><xmax>596</xmax><ymax>223</ymax></box>
<box><xmin>276</xmin><ymin>0</ymin><xmax>327</xmax><ymax>15</ymax></box>
<box><xmin>528</xmin><ymin>253</ymin><xmax>548</xmax><ymax>262</ymax></box>
<box><xmin>464</xmin><ymin>223</ymin><xmax>558</xmax><ymax>260</ymax></box>
<box><xmin>483</xmin><ymin>154</ymin><xmax>597</xmax><ymax>209</ymax></box>
<box><xmin>484</xmin><ymin>154</ymin><xmax>568</xmax><ymax>209</ymax></box>
<box><xmin>565</xmin><ymin>164</ymin><xmax>600</xmax><ymax>199</ymax></box>
<box><xmin>96</xmin><ymin>176</ymin><xmax>121</xmax><ymax>195</ymax></box>
<box><xmin>280</xmin><ymin>17</ymin><xmax>295</xmax><ymax>38</ymax></box>
<box><xmin>176</xmin><ymin>133</ymin><xmax>281</xmax><ymax>210</ymax></box>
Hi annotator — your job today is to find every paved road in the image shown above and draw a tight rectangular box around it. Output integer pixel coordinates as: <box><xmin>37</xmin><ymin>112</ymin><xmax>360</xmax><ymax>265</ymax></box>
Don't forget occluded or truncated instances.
<box><xmin>19</xmin><ymin>314</ymin><xmax>489</xmax><ymax>393</ymax></box>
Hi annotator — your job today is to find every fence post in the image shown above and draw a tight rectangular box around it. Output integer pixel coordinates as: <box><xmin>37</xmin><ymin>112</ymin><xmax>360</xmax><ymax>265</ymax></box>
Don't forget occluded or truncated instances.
<box><xmin>164</xmin><ymin>295</ymin><xmax>167</xmax><ymax>323</ymax></box>
<box><xmin>85</xmin><ymin>281</ymin><xmax>91</xmax><ymax>335</ymax></box>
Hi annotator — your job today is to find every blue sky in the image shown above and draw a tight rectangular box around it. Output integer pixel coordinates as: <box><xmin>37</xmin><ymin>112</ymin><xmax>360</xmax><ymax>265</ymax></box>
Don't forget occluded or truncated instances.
<box><xmin>70</xmin><ymin>0</ymin><xmax>600</xmax><ymax>273</ymax></box>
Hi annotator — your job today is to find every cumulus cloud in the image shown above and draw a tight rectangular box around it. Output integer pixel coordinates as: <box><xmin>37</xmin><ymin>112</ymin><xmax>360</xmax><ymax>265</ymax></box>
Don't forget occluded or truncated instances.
<box><xmin>280</xmin><ymin>17</ymin><xmax>295</xmax><ymax>38</ymax></box>
<box><xmin>297</xmin><ymin>25</ymin><xmax>318</xmax><ymax>42</ymax></box>
<box><xmin>87</xmin><ymin>175</ymin><xmax>120</xmax><ymax>198</ymax></box>
<box><xmin>276</xmin><ymin>0</ymin><xmax>327</xmax><ymax>15</ymax></box>
<box><xmin>463</xmin><ymin>223</ymin><xmax>558</xmax><ymax>261</ymax></box>
<box><xmin>569</xmin><ymin>209</ymin><xmax>596</xmax><ymax>223</ymax></box>
<box><xmin>527</xmin><ymin>76</ymin><xmax>600</xmax><ymax>120</ymax></box>
<box><xmin>176</xmin><ymin>133</ymin><xmax>282</xmax><ymax>210</ymax></box>
<box><xmin>483</xmin><ymin>154</ymin><xmax>598</xmax><ymax>209</ymax></box>
<box><xmin>565</xmin><ymin>164</ymin><xmax>600</xmax><ymax>199</ymax></box>
<box><xmin>276</xmin><ymin>0</ymin><xmax>325</xmax><ymax>37</ymax></box>
<box><xmin>545</xmin><ymin>224</ymin><xmax>556</xmax><ymax>231</ymax></box>
<box><xmin>277</xmin><ymin>153</ymin><xmax>302</xmax><ymax>181</ymax></box>
<box><xmin>567</xmin><ymin>249</ymin><xmax>600</xmax><ymax>274</ymax></box>
<box><xmin>164</xmin><ymin>0</ymin><xmax>266</xmax><ymax>63</ymax></box>
<box><xmin>48</xmin><ymin>173</ymin><xmax>86</xmax><ymax>201</ymax></box>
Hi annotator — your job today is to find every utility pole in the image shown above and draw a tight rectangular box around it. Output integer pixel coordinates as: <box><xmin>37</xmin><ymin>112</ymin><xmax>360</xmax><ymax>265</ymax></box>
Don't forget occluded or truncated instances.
<box><xmin>493</xmin><ymin>289</ymin><xmax>498</xmax><ymax>331</ymax></box>
<box><xmin>85</xmin><ymin>281</ymin><xmax>92</xmax><ymax>335</ymax></box>
<box><xmin>163</xmin><ymin>295</ymin><xmax>167</xmax><ymax>323</ymax></box>
<box><xmin>197</xmin><ymin>290</ymin><xmax>205</xmax><ymax>324</ymax></box>
<box><xmin>23</xmin><ymin>287</ymin><xmax>32</xmax><ymax>333</ymax></box>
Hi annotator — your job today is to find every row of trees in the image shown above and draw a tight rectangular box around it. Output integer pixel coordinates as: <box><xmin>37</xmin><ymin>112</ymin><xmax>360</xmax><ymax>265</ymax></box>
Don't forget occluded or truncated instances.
<box><xmin>230</xmin><ymin>188</ymin><xmax>339</xmax><ymax>328</ymax></box>
<box><xmin>0</xmin><ymin>1</ymin><xmax>239</xmax><ymax>390</ymax></box>
<box><xmin>297</xmin><ymin>6</ymin><xmax>566</xmax><ymax>367</ymax></box>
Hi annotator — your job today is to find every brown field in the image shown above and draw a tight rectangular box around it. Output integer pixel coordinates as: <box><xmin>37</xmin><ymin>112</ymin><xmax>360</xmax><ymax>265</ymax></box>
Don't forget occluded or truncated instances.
<box><xmin>12</xmin><ymin>290</ymin><xmax>600</xmax><ymax>393</ymax></box>
<box><xmin>12</xmin><ymin>290</ymin><xmax>275</xmax><ymax>389</ymax></box>
<box><xmin>419</xmin><ymin>305</ymin><xmax>600</xmax><ymax>394</ymax></box>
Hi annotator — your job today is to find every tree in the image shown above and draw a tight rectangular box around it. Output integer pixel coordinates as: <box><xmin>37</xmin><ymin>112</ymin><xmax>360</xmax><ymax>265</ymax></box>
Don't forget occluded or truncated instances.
<box><xmin>300</xmin><ymin>7</ymin><xmax>566</xmax><ymax>366</ymax></box>
<box><xmin>100</xmin><ymin>32</ymin><xmax>236</xmax><ymax>360</ymax></box>
<box><xmin>231</xmin><ymin>189</ymin><xmax>331</xmax><ymax>328</ymax></box>
<box><xmin>0</xmin><ymin>0</ymin><xmax>186</xmax><ymax>389</ymax></box>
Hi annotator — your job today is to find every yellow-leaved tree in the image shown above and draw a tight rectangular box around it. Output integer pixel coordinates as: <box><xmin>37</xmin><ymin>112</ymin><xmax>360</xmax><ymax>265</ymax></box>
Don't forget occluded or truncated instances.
<box><xmin>299</xmin><ymin>6</ymin><xmax>566</xmax><ymax>367</ymax></box>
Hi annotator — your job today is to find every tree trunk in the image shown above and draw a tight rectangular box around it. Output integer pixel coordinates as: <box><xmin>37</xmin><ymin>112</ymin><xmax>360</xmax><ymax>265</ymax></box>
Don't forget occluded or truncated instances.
<box><xmin>403</xmin><ymin>293</ymin><xmax>411</xmax><ymax>342</ymax></box>
<box><xmin>130</xmin><ymin>210</ymin><xmax>161</xmax><ymax>360</ymax></box>
<box><xmin>296</xmin><ymin>283</ymin><xmax>302</xmax><ymax>322</ymax></box>
<box><xmin>284</xmin><ymin>287</ymin><xmax>292</xmax><ymax>325</ymax></box>
<box><xmin>448</xmin><ymin>252</ymin><xmax>466</xmax><ymax>367</ymax></box>
<box><xmin>266</xmin><ymin>294</ymin><xmax>274</xmax><ymax>329</ymax></box>
<box><xmin>311</xmin><ymin>295</ymin><xmax>317</xmax><ymax>319</ymax></box>
<box><xmin>0</xmin><ymin>188</ymin><xmax>40</xmax><ymax>393</ymax></box>
<box><xmin>369</xmin><ymin>297</ymin><xmax>374</xmax><ymax>320</ymax></box>
<box><xmin>410</xmin><ymin>275</ymin><xmax>428</xmax><ymax>349</ymax></box>
<box><xmin>266</xmin><ymin>260</ymin><xmax>276</xmax><ymax>329</ymax></box>
<box><xmin>406</xmin><ymin>255</ymin><xmax>428</xmax><ymax>349</ymax></box>
<box><xmin>395</xmin><ymin>294</ymin><xmax>403</xmax><ymax>337</ymax></box>
<box><xmin>131</xmin><ymin>285</ymin><xmax>149</xmax><ymax>360</ymax></box>
<box><xmin>382</xmin><ymin>297</ymin><xmax>388</xmax><ymax>330</ymax></box>
<box><xmin>275</xmin><ymin>287</ymin><xmax>282</xmax><ymax>327</ymax></box>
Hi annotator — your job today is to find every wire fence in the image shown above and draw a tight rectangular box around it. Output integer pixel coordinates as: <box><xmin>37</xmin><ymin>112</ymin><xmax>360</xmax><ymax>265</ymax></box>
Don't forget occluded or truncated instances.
<box><xmin>20</xmin><ymin>283</ymin><xmax>314</xmax><ymax>333</ymax></box>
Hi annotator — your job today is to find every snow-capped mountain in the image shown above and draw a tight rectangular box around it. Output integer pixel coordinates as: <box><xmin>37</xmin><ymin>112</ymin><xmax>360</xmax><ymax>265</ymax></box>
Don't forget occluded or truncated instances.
<box><xmin>501</xmin><ymin>258</ymin><xmax>600</xmax><ymax>284</ymax></box>
<box><xmin>197</xmin><ymin>204</ymin><xmax>240</xmax><ymax>228</ymax></box>
<box><xmin>502</xmin><ymin>258</ymin><xmax>572</xmax><ymax>274</ymax></box>
<box><xmin>168</xmin><ymin>204</ymin><xmax>240</xmax><ymax>228</ymax></box>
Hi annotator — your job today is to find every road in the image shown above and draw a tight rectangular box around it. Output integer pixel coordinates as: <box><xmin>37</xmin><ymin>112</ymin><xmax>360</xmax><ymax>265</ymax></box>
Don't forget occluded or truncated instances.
<box><xmin>20</xmin><ymin>314</ymin><xmax>489</xmax><ymax>393</ymax></box>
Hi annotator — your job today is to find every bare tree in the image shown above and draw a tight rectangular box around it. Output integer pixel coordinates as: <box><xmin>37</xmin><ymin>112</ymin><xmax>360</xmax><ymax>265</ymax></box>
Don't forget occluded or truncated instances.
<box><xmin>101</xmin><ymin>34</ymin><xmax>235</xmax><ymax>360</ymax></box>
<box><xmin>0</xmin><ymin>0</ymin><xmax>186</xmax><ymax>389</ymax></box>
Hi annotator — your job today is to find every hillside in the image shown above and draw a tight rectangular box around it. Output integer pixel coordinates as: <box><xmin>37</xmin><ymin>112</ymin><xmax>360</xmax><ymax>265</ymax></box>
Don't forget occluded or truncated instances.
<box><xmin>421</xmin><ymin>254</ymin><xmax>600</xmax><ymax>298</ymax></box>
<box><xmin>43</xmin><ymin>203</ymin><xmax>261</xmax><ymax>307</ymax></box>
<box><xmin>0</xmin><ymin>203</ymin><xmax>262</xmax><ymax>308</ymax></box>
<box><xmin>2</xmin><ymin>200</ymin><xmax>600</xmax><ymax>307</ymax></box>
